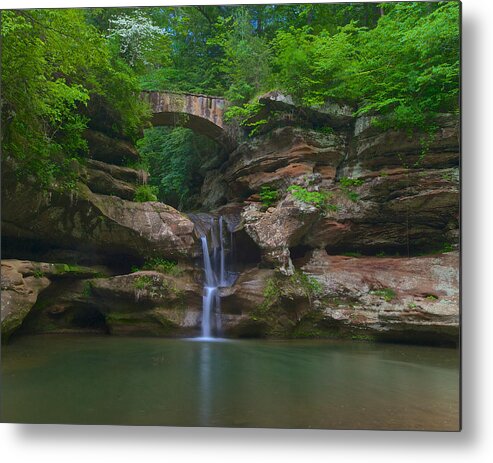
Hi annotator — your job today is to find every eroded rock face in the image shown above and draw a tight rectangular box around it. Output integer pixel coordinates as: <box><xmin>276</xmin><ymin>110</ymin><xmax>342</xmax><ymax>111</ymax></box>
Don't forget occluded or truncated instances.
<box><xmin>242</xmin><ymin>196</ymin><xmax>320</xmax><ymax>274</ymax></box>
<box><xmin>216</xmin><ymin>251</ymin><xmax>459</xmax><ymax>344</ymax></box>
<box><xmin>200</xmin><ymin>112</ymin><xmax>459</xmax><ymax>259</ymax></box>
<box><xmin>84</xmin><ymin>129</ymin><xmax>139</xmax><ymax>165</ymax></box>
<box><xmin>89</xmin><ymin>271</ymin><xmax>202</xmax><ymax>336</ymax></box>
<box><xmin>201</xmin><ymin>127</ymin><xmax>346</xmax><ymax>205</ymax></box>
<box><xmin>1</xmin><ymin>179</ymin><xmax>197</xmax><ymax>262</ymax></box>
<box><xmin>82</xmin><ymin>160</ymin><xmax>148</xmax><ymax>201</ymax></box>
<box><xmin>305</xmin><ymin>167</ymin><xmax>460</xmax><ymax>253</ymax></box>
<box><xmin>343</xmin><ymin>113</ymin><xmax>459</xmax><ymax>175</ymax></box>
<box><xmin>16</xmin><ymin>269</ymin><xmax>204</xmax><ymax>338</ymax></box>
<box><xmin>301</xmin><ymin>250</ymin><xmax>459</xmax><ymax>344</ymax></box>
<box><xmin>1</xmin><ymin>260</ymin><xmax>100</xmax><ymax>342</ymax></box>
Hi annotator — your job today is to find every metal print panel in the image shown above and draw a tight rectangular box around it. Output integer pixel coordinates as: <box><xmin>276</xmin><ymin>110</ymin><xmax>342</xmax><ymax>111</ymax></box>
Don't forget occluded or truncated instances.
<box><xmin>0</xmin><ymin>1</ymin><xmax>461</xmax><ymax>430</ymax></box>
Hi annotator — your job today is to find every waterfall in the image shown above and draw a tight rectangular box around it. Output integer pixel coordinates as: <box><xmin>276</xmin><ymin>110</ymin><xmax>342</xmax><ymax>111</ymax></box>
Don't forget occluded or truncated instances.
<box><xmin>219</xmin><ymin>216</ymin><xmax>226</xmax><ymax>286</ymax></box>
<box><xmin>197</xmin><ymin>215</ymin><xmax>237</xmax><ymax>339</ymax></box>
<box><xmin>201</xmin><ymin>236</ymin><xmax>215</xmax><ymax>287</ymax></box>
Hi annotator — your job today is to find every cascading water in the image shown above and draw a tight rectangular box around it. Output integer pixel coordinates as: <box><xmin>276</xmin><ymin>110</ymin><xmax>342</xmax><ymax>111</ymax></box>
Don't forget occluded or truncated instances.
<box><xmin>196</xmin><ymin>215</ymin><xmax>237</xmax><ymax>339</ymax></box>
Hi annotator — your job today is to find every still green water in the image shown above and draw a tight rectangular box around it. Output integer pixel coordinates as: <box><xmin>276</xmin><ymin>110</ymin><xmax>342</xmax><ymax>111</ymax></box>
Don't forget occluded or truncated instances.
<box><xmin>1</xmin><ymin>335</ymin><xmax>459</xmax><ymax>430</ymax></box>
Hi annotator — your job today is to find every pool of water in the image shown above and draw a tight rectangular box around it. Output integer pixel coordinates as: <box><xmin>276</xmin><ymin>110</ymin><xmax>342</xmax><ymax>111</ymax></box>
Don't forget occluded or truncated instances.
<box><xmin>0</xmin><ymin>335</ymin><xmax>460</xmax><ymax>430</ymax></box>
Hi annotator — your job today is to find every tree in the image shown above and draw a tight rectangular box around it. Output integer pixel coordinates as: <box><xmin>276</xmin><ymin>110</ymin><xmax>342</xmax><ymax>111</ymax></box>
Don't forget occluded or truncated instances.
<box><xmin>107</xmin><ymin>11</ymin><xmax>171</xmax><ymax>69</ymax></box>
<box><xmin>1</xmin><ymin>9</ymin><xmax>149</xmax><ymax>189</ymax></box>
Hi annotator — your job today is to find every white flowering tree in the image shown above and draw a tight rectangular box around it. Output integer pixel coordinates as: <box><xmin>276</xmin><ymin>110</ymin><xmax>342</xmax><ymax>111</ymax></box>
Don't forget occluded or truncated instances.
<box><xmin>107</xmin><ymin>12</ymin><xmax>170</xmax><ymax>68</ymax></box>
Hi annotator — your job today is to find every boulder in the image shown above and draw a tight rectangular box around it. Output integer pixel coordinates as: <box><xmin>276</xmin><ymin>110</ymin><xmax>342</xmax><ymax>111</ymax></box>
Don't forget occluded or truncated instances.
<box><xmin>220</xmin><ymin>268</ymin><xmax>275</xmax><ymax>315</ymax></box>
<box><xmin>1</xmin><ymin>178</ymin><xmax>197</xmax><ymax>262</ymax></box>
<box><xmin>1</xmin><ymin>259</ymin><xmax>100</xmax><ymax>341</ymax></box>
<box><xmin>86</xmin><ymin>159</ymin><xmax>148</xmax><ymax>185</ymax></box>
<box><xmin>242</xmin><ymin>195</ymin><xmax>320</xmax><ymax>274</ymax></box>
<box><xmin>16</xmin><ymin>269</ymin><xmax>204</xmax><ymax>338</ymax></box>
<box><xmin>89</xmin><ymin>271</ymin><xmax>202</xmax><ymax>336</ymax></box>
<box><xmin>216</xmin><ymin>251</ymin><xmax>459</xmax><ymax>344</ymax></box>
<box><xmin>83</xmin><ymin>165</ymin><xmax>137</xmax><ymax>200</ymax></box>
<box><xmin>82</xmin><ymin>159</ymin><xmax>149</xmax><ymax>200</ymax></box>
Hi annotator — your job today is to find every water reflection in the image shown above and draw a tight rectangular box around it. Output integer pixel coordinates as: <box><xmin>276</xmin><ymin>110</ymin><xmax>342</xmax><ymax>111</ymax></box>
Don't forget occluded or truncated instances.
<box><xmin>1</xmin><ymin>336</ymin><xmax>460</xmax><ymax>429</ymax></box>
<box><xmin>198</xmin><ymin>342</ymin><xmax>212</xmax><ymax>426</ymax></box>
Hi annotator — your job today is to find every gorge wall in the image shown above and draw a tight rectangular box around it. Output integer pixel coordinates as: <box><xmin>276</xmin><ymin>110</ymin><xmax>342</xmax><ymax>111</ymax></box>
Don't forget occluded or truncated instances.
<box><xmin>1</xmin><ymin>93</ymin><xmax>460</xmax><ymax>345</ymax></box>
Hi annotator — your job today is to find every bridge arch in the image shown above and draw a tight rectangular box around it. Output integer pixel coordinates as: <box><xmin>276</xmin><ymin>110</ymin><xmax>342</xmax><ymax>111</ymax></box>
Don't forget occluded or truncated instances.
<box><xmin>141</xmin><ymin>91</ymin><xmax>236</xmax><ymax>150</ymax></box>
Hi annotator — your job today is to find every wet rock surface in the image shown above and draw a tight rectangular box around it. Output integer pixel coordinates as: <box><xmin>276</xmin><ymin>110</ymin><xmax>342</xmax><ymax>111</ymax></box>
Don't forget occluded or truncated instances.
<box><xmin>1</xmin><ymin>97</ymin><xmax>460</xmax><ymax>344</ymax></box>
<box><xmin>1</xmin><ymin>259</ymin><xmax>101</xmax><ymax>342</ymax></box>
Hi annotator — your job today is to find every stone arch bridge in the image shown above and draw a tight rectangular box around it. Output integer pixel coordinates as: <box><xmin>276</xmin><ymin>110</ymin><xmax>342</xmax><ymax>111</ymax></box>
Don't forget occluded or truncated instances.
<box><xmin>141</xmin><ymin>91</ymin><xmax>236</xmax><ymax>149</ymax></box>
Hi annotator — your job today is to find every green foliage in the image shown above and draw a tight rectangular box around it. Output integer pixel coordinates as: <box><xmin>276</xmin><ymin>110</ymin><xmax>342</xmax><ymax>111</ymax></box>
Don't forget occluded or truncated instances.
<box><xmin>290</xmin><ymin>270</ymin><xmax>323</xmax><ymax>300</ymax></box>
<box><xmin>208</xmin><ymin>8</ymin><xmax>272</xmax><ymax>104</ymax></box>
<box><xmin>426</xmin><ymin>294</ymin><xmax>439</xmax><ymax>301</ymax></box>
<box><xmin>224</xmin><ymin>102</ymin><xmax>268</xmax><ymax>137</ymax></box>
<box><xmin>134</xmin><ymin>275</ymin><xmax>154</xmax><ymax>290</ymax></box>
<box><xmin>271</xmin><ymin>2</ymin><xmax>459</xmax><ymax>130</ymax></box>
<box><xmin>441</xmin><ymin>242</ymin><xmax>454</xmax><ymax>253</ymax></box>
<box><xmin>82</xmin><ymin>281</ymin><xmax>93</xmax><ymax>297</ymax></box>
<box><xmin>142</xmin><ymin>258</ymin><xmax>181</xmax><ymax>276</ymax></box>
<box><xmin>1</xmin><ymin>9</ymin><xmax>149</xmax><ymax>189</ymax></box>
<box><xmin>339</xmin><ymin>177</ymin><xmax>364</xmax><ymax>188</ymax></box>
<box><xmin>370</xmin><ymin>288</ymin><xmax>396</xmax><ymax>302</ymax></box>
<box><xmin>33</xmin><ymin>269</ymin><xmax>44</xmax><ymax>279</ymax></box>
<box><xmin>288</xmin><ymin>185</ymin><xmax>337</xmax><ymax>212</ymax></box>
<box><xmin>137</xmin><ymin>127</ymin><xmax>220</xmax><ymax>210</ymax></box>
<box><xmin>2</xmin><ymin>3</ymin><xmax>458</xmax><ymax>195</ymax></box>
<box><xmin>259</xmin><ymin>186</ymin><xmax>279</xmax><ymax>207</ymax></box>
<box><xmin>134</xmin><ymin>185</ymin><xmax>158</xmax><ymax>202</ymax></box>
<box><xmin>339</xmin><ymin>177</ymin><xmax>364</xmax><ymax>202</ymax></box>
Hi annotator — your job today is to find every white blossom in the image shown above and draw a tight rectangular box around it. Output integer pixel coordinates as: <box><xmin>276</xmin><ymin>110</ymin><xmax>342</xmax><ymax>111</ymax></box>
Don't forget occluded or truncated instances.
<box><xmin>107</xmin><ymin>12</ymin><xmax>167</xmax><ymax>67</ymax></box>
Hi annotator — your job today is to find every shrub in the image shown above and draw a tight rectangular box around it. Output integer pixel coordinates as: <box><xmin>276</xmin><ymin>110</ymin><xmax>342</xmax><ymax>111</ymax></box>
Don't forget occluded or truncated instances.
<box><xmin>339</xmin><ymin>177</ymin><xmax>364</xmax><ymax>188</ymax></box>
<box><xmin>134</xmin><ymin>185</ymin><xmax>158</xmax><ymax>202</ymax></box>
<box><xmin>339</xmin><ymin>177</ymin><xmax>364</xmax><ymax>202</ymax></box>
<box><xmin>134</xmin><ymin>275</ymin><xmax>154</xmax><ymax>290</ymax></box>
<box><xmin>288</xmin><ymin>185</ymin><xmax>337</xmax><ymax>212</ymax></box>
<box><xmin>142</xmin><ymin>258</ymin><xmax>181</xmax><ymax>275</ymax></box>
<box><xmin>259</xmin><ymin>186</ymin><xmax>279</xmax><ymax>207</ymax></box>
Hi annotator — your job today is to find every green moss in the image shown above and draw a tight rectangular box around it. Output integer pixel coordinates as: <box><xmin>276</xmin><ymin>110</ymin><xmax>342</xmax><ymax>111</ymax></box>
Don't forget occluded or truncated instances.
<box><xmin>342</xmin><ymin>251</ymin><xmax>362</xmax><ymax>257</ymax></box>
<box><xmin>289</xmin><ymin>270</ymin><xmax>323</xmax><ymax>299</ymax></box>
<box><xmin>426</xmin><ymin>294</ymin><xmax>439</xmax><ymax>301</ymax></box>
<box><xmin>250</xmin><ymin>270</ymin><xmax>324</xmax><ymax>335</ymax></box>
<box><xmin>339</xmin><ymin>177</ymin><xmax>364</xmax><ymax>188</ymax></box>
<box><xmin>133</xmin><ymin>274</ymin><xmax>183</xmax><ymax>300</ymax></box>
<box><xmin>82</xmin><ymin>281</ymin><xmax>92</xmax><ymax>297</ymax></box>
<box><xmin>370</xmin><ymin>288</ymin><xmax>396</xmax><ymax>302</ymax></box>
<box><xmin>350</xmin><ymin>333</ymin><xmax>376</xmax><ymax>342</ymax></box>
<box><xmin>33</xmin><ymin>268</ymin><xmax>44</xmax><ymax>278</ymax></box>
<box><xmin>105</xmin><ymin>312</ymin><xmax>139</xmax><ymax>324</ymax></box>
